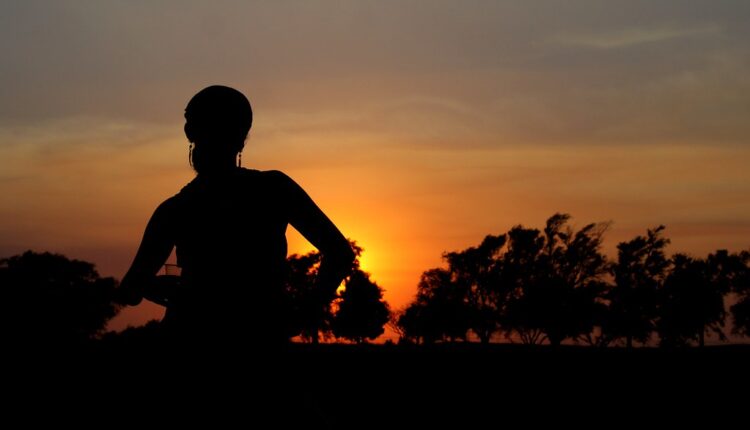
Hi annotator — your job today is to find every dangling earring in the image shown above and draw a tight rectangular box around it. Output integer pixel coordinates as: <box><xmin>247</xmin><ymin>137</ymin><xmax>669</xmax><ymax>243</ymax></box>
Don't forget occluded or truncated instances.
<box><xmin>238</xmin><ymin>151</ymin><xmax>242</xmax><ymax>168</ymax></box>
<box><xmin>189</xmin><ymin>143</ymin><xmax>194</xmax><ymax>167</ymax></box>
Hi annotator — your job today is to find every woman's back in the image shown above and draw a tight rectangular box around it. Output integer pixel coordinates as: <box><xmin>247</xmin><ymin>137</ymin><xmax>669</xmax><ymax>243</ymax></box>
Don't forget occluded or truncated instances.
<box><xmin>163</xmin><ymin>169</ymin><xmax>294</xmax><ymax>341</ymax></box>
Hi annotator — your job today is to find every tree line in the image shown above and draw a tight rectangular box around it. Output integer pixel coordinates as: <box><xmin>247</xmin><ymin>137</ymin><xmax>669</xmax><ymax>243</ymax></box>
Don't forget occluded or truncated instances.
<box><xmin>393</xmin><ymin>213</ymin><xmax>750</xmax><ymax>347</ymax></box>
<box><xmin>3</xmin><ymin>214</ymin><xmax>749</xmax><ymax>348</ymax></box>
<box><xmin>0</xmin><ymin>242</ymin><xmax>391</xmax><ymax>346</ymax></box>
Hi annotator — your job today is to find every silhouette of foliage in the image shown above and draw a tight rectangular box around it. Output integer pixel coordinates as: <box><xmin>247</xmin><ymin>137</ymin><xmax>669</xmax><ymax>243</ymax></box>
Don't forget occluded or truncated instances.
<box><xmin>396</xmin><ymin>302</ymin><xmax>429</xmax><ymax>344</ymax></box>
<box><xmin>731</xmin><ymin>299</ymin><xmax>750</xmax><ymax>337</ymax></box>
<box><xmin>285</xmin><ymin>251</ymin><xmax>326</xmax><ymax>342</ymax></box>
<box><xmin>332</xmin><ymin>269</ymin><xmax>390</xmax><ymax>343</ymax></box>
<box><xmin>414</xmin><ymin>267</ymin><xmax>471</xmax><ymax>343</ymax></box>
<box><xmin>398</xmin><ymin>214</ymin><xmax>610</xmax><ymax>346</ymax></box>
<box><xmin>285</xmin><ymin>241</ymin><xmax>386</xmax><ymax>343</ymax></box>
<box><xmin>397</xmin><ymin>216</ymin><xmax>750</xmax><ymax>347</ymax></box>
<box><xmin>729</xmin><ymin>251</ymin><xmax>750</xmax><ymax>337</ymax></box>
<box><xmin>100</xmin><ymin>319</ymin><xmax>164</xmax><ymax>348</ymax></box>
<box><xmin>503</xmin><ymin>214</ymin><xmax>610</xmax><ymax>345</ymax></box>
<box><xmin>498</xmin><ymin>225</ymin><xmax>547</xmax><ymax>344</ymax></box>
<box><xmin>575</xmin><ymin>281</ymin><xmax>613</xmax><ymax>347</ymax></box>
<box><xmin>0</xmin><ymin>251</ymin><xmax>119</xmax><ymax>345</ymax></box>
<box><xmin>658</xmin><ymin>253</ymin><xmax>731</xmax><ymax>347</ymax></box>
<box><xmin>387</xmin><ymin>308</ymin><xmax>409</xmax><ymax>343</ymax></box>
<box><xmin>444</xmin><ymin>234</ymin><xmax>507</xmax><ymax>343</ymax></box>
<box><xmin>606</xmin><ymin>226</ymin><xmax>670</xmax><ymax>348</ymax></box>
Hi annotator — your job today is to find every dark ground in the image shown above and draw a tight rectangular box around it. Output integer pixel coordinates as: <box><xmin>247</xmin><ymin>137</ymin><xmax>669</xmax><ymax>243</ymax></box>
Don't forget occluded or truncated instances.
<box><xmin>5</xmin><ymin>341</ymin><xmax>749</xmax><ymax>428</ymax></box>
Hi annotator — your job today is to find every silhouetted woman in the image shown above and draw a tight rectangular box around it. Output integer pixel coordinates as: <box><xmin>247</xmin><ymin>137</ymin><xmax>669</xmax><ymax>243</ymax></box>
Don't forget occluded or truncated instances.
<box><xmin>117</xmin><ymin>85</ymin><xmax>355</xmax><ymax>347</ymax></box>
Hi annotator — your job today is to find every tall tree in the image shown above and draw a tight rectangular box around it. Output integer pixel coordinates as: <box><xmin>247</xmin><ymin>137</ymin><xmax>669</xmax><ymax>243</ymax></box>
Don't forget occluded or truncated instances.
<box><xmin>607</xmin><ymin>226</ymin><xmax>670</xmax><ymax>348</ymax></box>
<box><xmin>407</xmin><ymin>267</ymin><xmax>471</xmax><ymax>343</ymax></box>
<box><xmin>285</xmin><ymin>251</ymin><xmax>326</xmax><ymax>342</ymax></box>
<box><xmin>444</xmin><ymin>234</ymin><xmax>507</xmax><ymax>343</ymax></box>
<box><xmin>500</xmin><ymin>225</ymin><xmax>548</xmax><ymax>344</ymax></box>
<box><xmin>543</xmin><ymin>214</ymin><xmax>610</xmax><ymax>345</ymax></box>
<box><xmin>658</xmin><ymin>254</ymin><xmax>728</xmax><ymax>347</ymax></box>
<box><xmin>396</xmin><ymin>302</ymin><xmax>430</xmax><ymax>344</ymax></box>
<box><xmin>502</xmin><ymin>214</ymin><xmax>610</xmax><ymax>346</ymax></box>
<box><xmin>728</xmin><ymin>250</ymin><xmax>750</xmax><ymax>337</ymax></box>
<box><xmin>332</xmin><ymin>269</ymin><xmax>390</xmax><ymax>344</ymax></box>
<box><xmin>0</xmin><ymin>251</ymin><xmax>119</xmax><ymax>346</ymax></box>
<box><xmin>387</xmin><ymin>308</ymin><xmax>409</xmax><ymax>343</ymax></box>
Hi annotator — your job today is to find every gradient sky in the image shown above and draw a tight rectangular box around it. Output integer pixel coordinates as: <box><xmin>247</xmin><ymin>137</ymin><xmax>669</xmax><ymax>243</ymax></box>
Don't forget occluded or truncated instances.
<box><xmin>1</xmin><ymin>1</ymin><xmax>749</xmax><ymax>333</ymax></box>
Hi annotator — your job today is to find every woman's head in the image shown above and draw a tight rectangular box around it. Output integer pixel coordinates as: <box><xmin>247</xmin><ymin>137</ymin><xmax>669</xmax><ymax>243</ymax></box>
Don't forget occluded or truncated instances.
<box><xmin>184</xmin><ymin>85</ymin><xmax>253</xmax><ymax>174</ymax></box>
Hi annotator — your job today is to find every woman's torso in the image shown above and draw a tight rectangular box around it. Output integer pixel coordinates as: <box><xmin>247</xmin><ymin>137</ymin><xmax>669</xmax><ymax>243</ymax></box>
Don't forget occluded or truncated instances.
<box><xmin>164</xmin><ymin>168</ymin><xmax>291</xmax><ymax>340</ymax></box>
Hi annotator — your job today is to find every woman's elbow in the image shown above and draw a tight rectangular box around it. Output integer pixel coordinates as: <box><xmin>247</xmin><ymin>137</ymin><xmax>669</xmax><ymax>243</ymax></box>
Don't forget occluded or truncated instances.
<box><xmin>331</xmin><ymin>240</ymin><xmax>356</xmax><ymax>272</ymax></box>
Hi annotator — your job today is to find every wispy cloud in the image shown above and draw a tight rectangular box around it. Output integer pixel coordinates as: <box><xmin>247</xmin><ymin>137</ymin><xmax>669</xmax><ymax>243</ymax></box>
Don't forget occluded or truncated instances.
<box><xmin>0</xmin><ymin>117</ymin><xmax>175</xmax><ymax>153</ymax></box>
<box><xmin>553</xmin><ymin>24</ymin><xmax>722</xmax><ymax>49</ymax></box>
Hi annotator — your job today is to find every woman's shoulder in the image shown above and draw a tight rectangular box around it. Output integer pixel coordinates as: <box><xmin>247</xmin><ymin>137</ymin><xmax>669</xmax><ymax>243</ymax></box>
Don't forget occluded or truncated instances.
<box><xmin>243</xmin><ymin>168</ymin><xmax>288</xmax><ymax>179</ymax></box>
<box><xmin>241</xmin><ymin>168</ymin><xmax>295</xmax><ymax>187</ymax></box>
<box><xmin>171</xmin><ymin>169</ymin><xmax>298</xmax><ymax>200</ymax></box>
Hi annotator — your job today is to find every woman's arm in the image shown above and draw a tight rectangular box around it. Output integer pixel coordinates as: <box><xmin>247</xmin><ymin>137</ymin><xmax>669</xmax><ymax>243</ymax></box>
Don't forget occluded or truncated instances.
<box><xmin>116</xmin><ymin>199</ymin><xmax>176</xmax><ymax>306</ymax></box>
<box><xmin>277</xmin><ymin>171</ymin><xmax>356</xmax><ymax>302</ymax></box>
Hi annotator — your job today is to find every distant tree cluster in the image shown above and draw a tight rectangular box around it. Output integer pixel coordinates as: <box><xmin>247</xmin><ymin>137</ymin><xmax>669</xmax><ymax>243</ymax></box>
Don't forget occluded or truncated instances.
<box><xmin>285</xmin><ymin>241</ymin><xmax>391</xmax><ymax>344</ymax></box>
<box><xmin>0</xmin><ymin>251</ymin><xmax>120</xmax><ymax>345</ymax></box>
<box><xmin>395</xmin><ymin>214</ymin><xmax>750</xmax><ymax>348</ymax></box>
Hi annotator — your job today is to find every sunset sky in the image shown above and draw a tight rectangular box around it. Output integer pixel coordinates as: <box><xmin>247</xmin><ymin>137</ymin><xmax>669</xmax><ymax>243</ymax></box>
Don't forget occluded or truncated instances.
<box><xmin>1</xmin><ymin>1</ymin><xmax>749</xmax><ymax>332</ymax></box>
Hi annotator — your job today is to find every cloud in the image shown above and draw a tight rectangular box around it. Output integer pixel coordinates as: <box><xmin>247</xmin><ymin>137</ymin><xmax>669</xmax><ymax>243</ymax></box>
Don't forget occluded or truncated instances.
<box><xmin>553</xmin><ymin>24</ymin><xmax>723</xmax><ymax>49</ymax></box>
<box><xmin>0</xmin><ymin>116</ymin><xmax>176</xmax><ymax>152</ymax></box>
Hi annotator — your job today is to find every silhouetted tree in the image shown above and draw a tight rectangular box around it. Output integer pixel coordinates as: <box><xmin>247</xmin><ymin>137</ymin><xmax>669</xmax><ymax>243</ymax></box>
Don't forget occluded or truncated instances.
<box><xmin>500</xmin><ymin>225</ymin><xmax>547</xmax><ymax>344</ymax></box>
<box><xmin>285</xmin><ymin>241</ymin><xmax>368</xmax><ymax>343</ymax></box>
<box><xmin>658</xmin><ymin>254</ymin><xmax>728</xmax><ymax>347</ymax></box>
<box><xmin>388</xmin><ymin>308</ymin><xmax>409</xmax><ymax>343</ymax></box>
<box><xmin>731</xmin><ymin>300</ymin><xmax>750</xmax><ymax>337</ymax></box>
<box><xmin>285</xmin><ymin>251</ymin><xmax>326</xmax><ymax>343</ymax></box>
<box><xmin>416</xmin><ymin>267</ymin><xmax>472</xmax><ymax>342</ymax></box>
<box><xmin>545</xmin><ymin>215</ymin><xmax>610</xmax><ymax>345</ymax></box>
<box><xmin>575</xmin><ymin>282</ymin><xmax>614</xmax><ymax>347</ymax></box>
<box><xmin>0</xmin><ymin>251</ymin><xmax>119</xmax><ymax>346</ymax></box>
<box><xmin>502</xmin><ymin>214</ymin><xmax>610</xmax><ymax>346</ymax></box>
<box><xmin>444</xmin><ymin>234</ymin><xmax>507</xmax><ymax>343</ymax></box>
<box><xmin>100</xmin><ymin>319</ymin><xmax>164</xmax><ymax>348</ymax></box>
<box><xmin>332</xmin><ymin>269</ymin><xmax>390</xmax><ymax>344</ymax></box>
<box><xmin>398</xmin><ymin>213</ymin><xmax>750</xmax><ymax>349</ymax></box>
<box><xmin>396</xmin><ymin>268</ymin><xmax>470</xmax><ymax>344</ymax></box>
<box><xmin>728</xmin><ymin>250</ymin><xmax>750</xmax><ymax>337</ymax></box>
<box><xmin>396</xmin><ymin>303</ymin><xmax>429</xmax><ymax>344</ymax></box>
<box><xmin>607</xmin><ymin>226</ymin><xmax>670</xmax><ymax>348</ymax></box>
<box><xmin>705</xmin><ymin>249</ymin><xmax>747</xmax><ymax>341</ymax></box>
